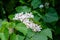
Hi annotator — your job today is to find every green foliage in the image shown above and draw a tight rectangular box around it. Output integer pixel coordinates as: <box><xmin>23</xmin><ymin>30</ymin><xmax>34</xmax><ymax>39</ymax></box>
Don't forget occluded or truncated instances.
<box><xmin>15</xmin><ymin>23</ymin><xmax>28</xmax><ymax>35</ymax></box>
<box><xmin>0</xmin><ymin>33</ymin><xmax>6</xmax><ymax>40</ymax></box>
<box><xmin>0</xmin><ymin>20</ymin><xmax>53</xmax><ymax>40</ymax></box>
<box><xmin>40</xmin><ymin>28</ymin><xmax>52</xmax><ymax>39</ymax></box>
<box><xmin>8</xmin><ymin>15</ymin><xmax>14</xmax><ymax>20</ymax></box>
<box><xmin>16</xmin><ymin>6</ymin><xmax>31</xmax><ymax>13</ymax></box>
<box><xmin>31</xmin><ymin>0</ymin><xmax>41</xmax><ymax>9</ymax></box>
<box><xmin>10</xmin><ymin>33</ymin><xmax>16</xmax><ymax>40</ymax></box>
<box><xmin>26</xmin><ymin>28</ymin><xmax>52</xmax><ymax>40</ymax></box>
<box><xmin>31</xmin><ymin>34</ymin><xmax>48</xmax><ymax>40</ymax></box>
<box><xmin>43</xmin><ymin>7</ymin><xmax>58</xmax><ymax>23</ymax></box>
<box><xmin>10</xmin><ymin>34</ymin><xmax>25</xmax><ymax>40</ymax></box>
<box><xmin>26</xmin><ymin>29</ymin><xmax>35</xmax><ymax>38</ymax></box>
<box><xmin>19</xmin><ymin>0</ymin><xmax>25</xmax><ymax>4</ymax></box>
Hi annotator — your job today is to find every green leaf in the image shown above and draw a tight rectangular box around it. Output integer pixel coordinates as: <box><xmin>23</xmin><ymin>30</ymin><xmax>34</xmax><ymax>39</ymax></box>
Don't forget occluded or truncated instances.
<box><xmin>19</xmin><ymin>0</ymin><xmax>25</xmax><ymax>4</ymax></box>
<box><xmin>2</xmin><ymin>21</ymin><xmax>8</xmax><ymax>25</ymax></box>
<box><xmin>8</xmin><ymin>15</ymin><xmax>14</xmax><ymax>20</ymax></box>
<box><xmin>0</xmin><ymin>33</ymin><xmax>6</xmax><ymax>40</ymax></box>
<box><xmin>31</xmin><ymin>33</ymin><xmax>48</xmax><ymax>40</ymax></box>
<box><xmin>34</xmin><ymin>15</ymin><xmax>40</xmax><ymax>21</ymax></box>
<box><xmin>32</xmin><ymin>11</ymin><xmax>42</xmax><ymax>21</ymax></box>
<box><xmin>31</xmin><ymin>0</ymin><xmax>41</xmax><ymax>9</ymax></box>
<box><xmin>16</xmin><ymin>6</ymin><xmax>31</xmax><ymax>13</ymax></box>
<box><xmin>43</xmin><ymin>7</ymin><xmax>58</xmax><ymax>23</ymax></box>
<box><xmin>10</xmin><ymin>34</ymin><xmax>25</xmax><ymax>40</ymax></box>
<box><xmin>16</xmin><ymin>35</ymin><xmax>25</xmax><ymax>40</ymax></box>
<box><xmin>10</xmin><ymin>33</ymin><xmax>16</xmax><ymax>40</ymax></box>
<box><xmin>15</xmin><ymin>23</ymin><xmax>28</xmax><ymax>35</ymax></box>
<box><xmin>0</xmin><ymin>21</ymin><xmax>9</xmax><ymax>32</ymax></box>
<box><xmin>25</xmin><ymin>37</ymin><xmax>30</xmax><ymax>40</ymax></box>
<box><xmin>27</xmin><ymin>29</ymin><xmax>35</xmax><ymax>38</ymax></box>
<box><xmin>4</xmin><ymin>28</ymin><xmax>9</xmax><ymax>40</ymax></box>
<box><xmin>40</xmin><ymin>28</ymin><xmax>52</xmax><ymax>39</ymax></box>
<box><xmin>0</xmin><ymin>26</ymin><xmax>9</xmax><ymax>40</ymax></box>
<box><xmin>8</xmin><ymin>22</ymin><xmax>15</xmax><ymax>28</ymax></box>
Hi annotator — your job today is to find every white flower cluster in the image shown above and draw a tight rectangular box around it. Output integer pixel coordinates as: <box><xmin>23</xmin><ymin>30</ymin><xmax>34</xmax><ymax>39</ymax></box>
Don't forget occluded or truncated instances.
<box><xmin>13</xmin><ymin>12</ymin><xmax>42</xmax><ymax>32</ymax></box>
<box><xmin>13</xmin><ymin>12</ymin><xmax>34</xmax><ymax>21</ymax></box>
<box><xmin>39</xmin><ymin>4</ymin><xmax>44</xmax><ymax>8</ymax></box>
<box><xmin>39</xmin><ymin>2</ymin><xmax>49</xmax><ymax>8</ymax></box>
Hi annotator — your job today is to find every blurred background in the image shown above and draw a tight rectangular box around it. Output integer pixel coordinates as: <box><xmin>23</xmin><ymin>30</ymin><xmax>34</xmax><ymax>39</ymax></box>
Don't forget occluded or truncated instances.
<box><xmin>0</xmin><ymin>0</ymin><xmax>60</xmax><ymax>40</ymax></box>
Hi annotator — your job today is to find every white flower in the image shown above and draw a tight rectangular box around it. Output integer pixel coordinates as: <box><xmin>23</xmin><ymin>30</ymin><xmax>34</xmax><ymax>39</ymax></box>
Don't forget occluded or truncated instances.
<box><xmin>8</xmin><ymin>28</ymin><xmax>14</xmax><ymax>34</ymax></box>
<box><xmin>13</xmin><ymin>14</ymin><xmax>19</xmax><ymax>20</ymax></box>
<box><xmin>13</xmin><ymin>12</ymin><xmax>42</xmax><ymax>32</ymax></box>
<box><xmin>45</xmin><ymin>2</ymin><xmax>49</xmax><ymax>6</ymax></box>
<box><xmin>39</xmin><ymin>4</ymin><xmax>44</xmax><ymax>8</ymax></box>
<box><xmin>25</xmin><ymin>12</ymin><xmax>34</xmax><ymax>18</ymax></box>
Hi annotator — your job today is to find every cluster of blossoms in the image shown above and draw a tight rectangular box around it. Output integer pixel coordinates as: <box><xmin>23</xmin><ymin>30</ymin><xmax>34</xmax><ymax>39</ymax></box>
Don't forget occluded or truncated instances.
<box><xmin>13</xmin><ymin>12</ymin><xmax>42</xmax><ymax>32</ymax></box>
